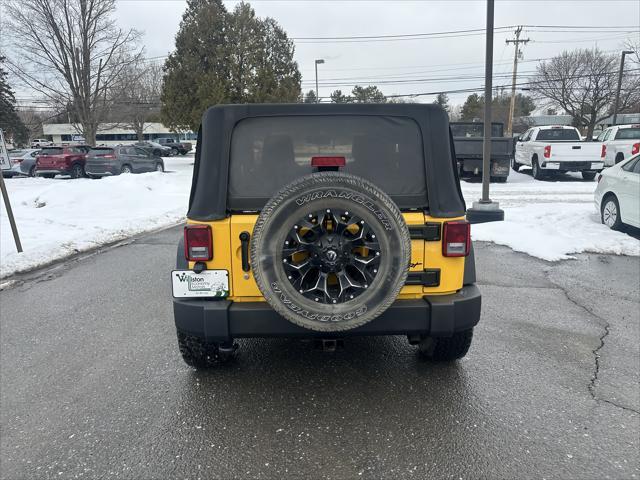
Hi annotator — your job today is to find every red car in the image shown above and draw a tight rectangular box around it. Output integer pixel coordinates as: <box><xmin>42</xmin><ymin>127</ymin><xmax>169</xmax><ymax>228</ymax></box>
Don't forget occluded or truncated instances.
<box><xmin>36</xmin><ymin>146</ymin><xmax>90</xmax><ymax>179</ymax></box>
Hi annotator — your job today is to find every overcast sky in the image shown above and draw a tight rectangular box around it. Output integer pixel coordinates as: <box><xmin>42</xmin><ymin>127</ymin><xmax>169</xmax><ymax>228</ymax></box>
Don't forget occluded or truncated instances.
<box><xmin>112</xmin><ymin>0</ymin><xmax>639</xmax><ymax>107</ymax></box>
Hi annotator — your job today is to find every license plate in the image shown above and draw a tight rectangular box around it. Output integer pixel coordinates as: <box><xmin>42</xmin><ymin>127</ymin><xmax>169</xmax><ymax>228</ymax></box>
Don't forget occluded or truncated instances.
<box><xmin>591</xmin><ymin>162</ymin><xmax>604</xmax><ymax>170</ymax></box>
<box><xmin>546</xmin><ymin>162</ymin><xmax>560</xmax><ymax>170</ymax></box>
<box><xmin>171</xmin><ymin>270</ymin><xmax>229</xmax><ymax>298</ymax></box>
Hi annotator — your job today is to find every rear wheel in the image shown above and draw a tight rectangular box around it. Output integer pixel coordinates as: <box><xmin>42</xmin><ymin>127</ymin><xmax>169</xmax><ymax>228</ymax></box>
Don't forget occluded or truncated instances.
<box><xmin>511</xmin><ymin>156</ymin><xmax>521</xmax><ymax>172</ymax></box>
<box><xmin>155</xmin><ymin>162</ymin><xmax>164</xmax><ymax>172</ymax></box>
<box><xmin>419</xmin><ymin>329</ymin><xmax>474</xmax><ymax>361</ymax></box>
<box><xmin>601</xmin><ymin>195</ymin><xmax>622</xmax><ymax>230</ymax></box>
<box><xmin>177</xmin><ymin>330</ymin><xmax>235</xmax><ymax>369</ymax></box>
<box><xmin>70</xmin><ymin>163</ymin><xmax>84</xmax><ymax>179</ymax></box>
<box><xmin>29</xmin><ymin>166</ymin><xmax>36</xmax><ymax>177</ymax></box>
<box><xmin>582</xmin><ymin>171</ymin><xmax>597</xmax><ymax>181</ymax></box>
<box><xmin>532</xmin><ymin>158</ymin><xmax>544</xmax><ymax>180</ymax></box>
<box><xmin>120</xmin><ymin>164</ymin><xmax>132</xmax><ymax>174</ymax></box>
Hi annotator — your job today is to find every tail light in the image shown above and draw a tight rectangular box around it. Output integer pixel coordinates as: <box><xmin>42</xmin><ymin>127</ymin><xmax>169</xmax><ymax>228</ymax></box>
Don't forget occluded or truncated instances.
<box><xmin>442</xmin><ymin>220</ymin><xmax>471</xmax><ymax>257</ymax></box>
<box><xmin>601</xmin><ymin>144</ymin><xmax>607</xmax><ymax>158</ymax></box>
<box><xmin>543</xmin><ymin>145</ymin><xmax>551</xmax><ymax>158</ymax></box>
<box><xmin>184</xmin><ymin>225</ymin><xmax>213</xmax><ymax>261</ymax></box>
<box><xmin>311</xmin><ymin>156</ymin><xmax>346</xmax><ymax>168</ymax></box>
<box><xmin>12</xmin><ymin>158</ymin><xmax>23</xmax><ymax>164</ymax></box>
<box><xmin>632</xmin><ymin>143</ymin><xmax>639</xmax><ymax>155</ymax></box>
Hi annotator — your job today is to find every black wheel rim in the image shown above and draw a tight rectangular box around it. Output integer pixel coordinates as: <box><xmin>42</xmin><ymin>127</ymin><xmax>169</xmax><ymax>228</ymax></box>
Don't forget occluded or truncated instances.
<box><xmin>281</xmin><ymin>209</ymin><xmax>381</xmax><ymax>304</ymax></box>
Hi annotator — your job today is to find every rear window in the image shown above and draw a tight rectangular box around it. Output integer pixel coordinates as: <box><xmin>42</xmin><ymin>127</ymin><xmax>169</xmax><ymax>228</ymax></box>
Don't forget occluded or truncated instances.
<box><xmin>536</xmin><ymin>128</ymin><xmax>580</xmax><ymax>141</ymax></box>
<box><xmin>615</xmin><ymin>128</ymin><xmax>640</xmax><ymax>140</ymax></box>
<box><xmin>40</xmin><ymin>147</ymin><xmax>64</xmax><ymax>155</ymax></box>
<box><xmin>450</xmin><ymin>123</ymin><xmax>503</xmax><ymax>137</ymax></box>
<box><xmin>228</xmin><ymin>115</ymin><xmax>427</xmax><ymax>208</ymax></box>
<box><xmin>88</xmin><ymin>148</ymin><xmax>114</xmax><ymax>156</ymax></box>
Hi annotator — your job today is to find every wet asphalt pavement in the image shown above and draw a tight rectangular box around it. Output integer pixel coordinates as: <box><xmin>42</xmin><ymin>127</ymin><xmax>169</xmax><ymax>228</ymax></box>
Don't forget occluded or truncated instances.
<box><xmin>1</xmin><ymin>226</ymin><xmax>638</xmax><ymax>479</ymax></box>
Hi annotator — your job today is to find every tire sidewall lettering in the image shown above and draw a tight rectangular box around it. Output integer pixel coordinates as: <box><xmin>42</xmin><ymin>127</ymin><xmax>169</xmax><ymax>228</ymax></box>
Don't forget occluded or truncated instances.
<box><xmin>295</xmin><ymin>189</ymin><xmax>393</xmax><ymax>230</ymax></box>
<box><xmin>271</xmin><ymin>282</ymin><xmax>368</xmax><ymax>322</ymax></box>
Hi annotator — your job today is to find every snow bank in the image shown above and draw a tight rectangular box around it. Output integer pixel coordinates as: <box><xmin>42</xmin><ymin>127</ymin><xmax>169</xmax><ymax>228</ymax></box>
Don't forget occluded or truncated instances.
<box><xmin>1</xmin><ymin>158</ymin><xmax>192</xmax><ymax>278</ymax></box>
<box><xmin>461</xmin><ymin>170</ymin><xmax>640</xmax><ymax>261</ymax></box>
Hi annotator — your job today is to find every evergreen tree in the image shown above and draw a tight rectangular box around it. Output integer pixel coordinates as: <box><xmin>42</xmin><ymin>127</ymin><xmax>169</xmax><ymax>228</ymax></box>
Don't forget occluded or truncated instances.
<box><xmin>433</xmin><ymin>93</ymin><xmax>450</xmax><ymax>113</ymax></box>
<box><xmin>329</xmin><ymin>85</ymin><xmax>387</xmax><ymax>104</ymax></box>
<box><xmin>460</xmin><ymin>94</ymin><xmax>483</xmax><ymax>121</ymax></box>
<box><xmin>330</xmin><ymin>90</ymin><xmax>348</xmax><ymax>103</ymax></box>
<box><xmin>351</xmin><ymin>85</ymin><xmax>386</xmax><ymax>103</ymax></box>
<box><xmin>161</xmin><ymin>0</ymin><xmax>301</xmax><ymax>131</ymax></box>
<box><xmin>303</xmin><ymin>90</ymin><xmax>317</xmax><ymax>103</ymax></box>
<box><xmin>460</xmin><ymin>92</ymin><xmax>535</xmax><ymax>124</ymax></box>
<box><xmin>0</xmin><ymin>56</ymin><xmax>28</xmax><ymax>146</ymax></box>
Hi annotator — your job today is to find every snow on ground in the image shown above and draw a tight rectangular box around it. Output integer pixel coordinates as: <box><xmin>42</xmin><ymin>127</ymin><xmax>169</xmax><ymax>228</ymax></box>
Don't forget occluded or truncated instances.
<box><xmin>462</xmin><ymin>169</ymin><xmax>640</xmax><ymax>261</ymax></box>
<box><xmin>2</xmin><ymin>159</ymin><xmax>639</xmax><ymax>278</ymax></box>
<box><xmin>1</xmin><ymin>157</ymin><xmax>193</xmax><ymax>278</ymax></box>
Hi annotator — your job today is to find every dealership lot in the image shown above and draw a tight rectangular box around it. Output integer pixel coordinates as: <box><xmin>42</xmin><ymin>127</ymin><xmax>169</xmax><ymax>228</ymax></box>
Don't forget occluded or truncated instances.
<box><xmin>0</xmin><ymin>227</ymin><xmax>638</xmax><ymax>479</ymax></box>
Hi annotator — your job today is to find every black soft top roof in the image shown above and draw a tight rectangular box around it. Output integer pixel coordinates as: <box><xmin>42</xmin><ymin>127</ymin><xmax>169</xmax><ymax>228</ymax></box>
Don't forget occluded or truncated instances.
<box><xmin>188</xmin><ymin>103</ymin><xmax>466</xmax><ymax>220</ymax></box>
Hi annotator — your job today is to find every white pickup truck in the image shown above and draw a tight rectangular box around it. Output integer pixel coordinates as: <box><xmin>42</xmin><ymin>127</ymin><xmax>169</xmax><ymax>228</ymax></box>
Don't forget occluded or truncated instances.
<box><xmin>512</xmin><ymin>125</ymin><xmax>604</xmax><ymax>180</ymax></box>
<box><xmin>595</xmin><ymin>124</ymin><xmax>640</xmax><ymax>166</ymax></box>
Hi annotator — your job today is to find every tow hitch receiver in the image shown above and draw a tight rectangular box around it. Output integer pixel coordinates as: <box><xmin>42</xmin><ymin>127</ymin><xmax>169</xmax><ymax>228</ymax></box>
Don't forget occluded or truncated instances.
<box><xmin>314</xmin><ymin>338</ymin><xmax>344</xmax><ymax>352</ymax></box>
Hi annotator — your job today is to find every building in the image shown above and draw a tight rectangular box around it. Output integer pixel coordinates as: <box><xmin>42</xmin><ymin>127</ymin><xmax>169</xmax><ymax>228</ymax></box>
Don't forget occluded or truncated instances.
<box><xmin>42</xmin><ymin>123</ymin><xmax>196</xmax><ymax>146</ymax></box>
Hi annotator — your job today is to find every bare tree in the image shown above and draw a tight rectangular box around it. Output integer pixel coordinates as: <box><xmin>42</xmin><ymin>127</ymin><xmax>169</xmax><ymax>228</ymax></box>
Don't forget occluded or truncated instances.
<box><xmin>115</xmin><ymin>62</ymin><xmax>162</xmax><ymax>141</ymax></box>
<box><xmin>530</xmin><ymin>48</ymin><xmax>640</xmax><ymax>139</ymax></box>
<box><xmin>4</xmin><ymin>0</ymin><xmax>142</xmax><ymax>145</ymax></box>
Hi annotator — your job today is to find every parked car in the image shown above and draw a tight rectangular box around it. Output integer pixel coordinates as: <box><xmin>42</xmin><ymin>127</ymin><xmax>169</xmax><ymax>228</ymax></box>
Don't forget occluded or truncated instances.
<box><xmin>85</xmin><ymin>146</ymin><xmax>164</xmax><ymax>177</ymax></box>
<box><xmin>31</xmin><ymin>138</ymin><xmax>53</xmax><ymax>148</ymax></box>
<box><xmin>2</xmin><ymin>149</ymin><xmax>40</xmax><ymax>177</ymax></box>
<box><xmin>156</xmin><ymin>137</ymin><xmax>192</xmax><ymax>155</ymax></box>
<box><xmin>35</xmin><ymin>146</ymin><xmax>88</xmax><ymax>178</ymax></box>
<box><xmin>596</xmin><ymin>124</ymin><xmax>640</xmax><ymax>166</ymax></box>
<box><xmin>450</xmin><ymin>122</ymin><xmax>513</xmax><ymax>183</ymax></box>
<box><xmin>595</xmin><ymin>153</ymin><xmax>640</xmax><ymax>230</ymax></box>
<box><xmin>172</xmin><ymin>103</ymin><xmax>482</xmax><ymax>368</ymax></box>
<box><xmin>513</xmin><ymin>125</ymin><xmax>604</xmax><ymax>180</ymax></box>
<box><xmin>134</xmin><ymin>141</ymin><xmax>173</xmax><ymax>157</ymax></box>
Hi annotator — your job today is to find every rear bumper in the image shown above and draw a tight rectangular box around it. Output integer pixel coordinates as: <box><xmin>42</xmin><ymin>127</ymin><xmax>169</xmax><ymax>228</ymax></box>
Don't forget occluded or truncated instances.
<box><xmin>86</xmin><ymin>164</ymin><xmax>118</xmax><ymax>176</ymax></box>
<box><xmin>459</xmin><ymin>157</ymin><xmax>510</xmax><ymax>177</ymax></box>
<box><xmin>541</xmin><ymin>161</ymin><xmax>604</xmax><ymax>171</ymax></box>
<box><xmin>173</xmin><ymin>285</ymin><xmax>482</xmax><ymax>342</ymax></box>
<box><xmin>36</xmin><ymin>168</ymin><xmax>69</xmax><ymax>176</ymax></box>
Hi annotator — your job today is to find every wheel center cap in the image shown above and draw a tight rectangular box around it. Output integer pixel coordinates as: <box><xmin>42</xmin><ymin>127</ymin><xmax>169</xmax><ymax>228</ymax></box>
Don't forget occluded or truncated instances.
<box><xmin>325</xmin><ymin>250</ymin><xmax>338</xmax><ymax>262</ymax></box>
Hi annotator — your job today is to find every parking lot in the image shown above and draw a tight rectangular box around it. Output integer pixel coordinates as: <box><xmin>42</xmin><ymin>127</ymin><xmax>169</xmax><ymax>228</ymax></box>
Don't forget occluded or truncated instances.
<box><xmin>1</xmin><ymin>227</ymin><xmax>638</xmax><ymax>479</ymax></box>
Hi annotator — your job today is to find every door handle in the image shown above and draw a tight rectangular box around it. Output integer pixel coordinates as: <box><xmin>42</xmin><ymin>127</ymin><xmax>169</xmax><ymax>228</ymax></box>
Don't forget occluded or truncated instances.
<box><xmin>239</xmin><ymin>231</ymin><xmax>250</xmax><ymax>272</ymax></box>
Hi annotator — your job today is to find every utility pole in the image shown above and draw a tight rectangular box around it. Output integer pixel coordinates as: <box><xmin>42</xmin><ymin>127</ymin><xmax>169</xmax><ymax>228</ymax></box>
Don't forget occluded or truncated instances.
<box><xmin>314</xmin><ymin>59</ymin><xmax>325</xmax><ymax>104</ymax></box>
<box><xmin>505</xmin><ymin>26</ymin><xmax>529</xmax><ymax>137</ymax></box>
<box><xmin>612</xmin><ymin>50</ymin><xmax>634</xmax><ymax>126</ymax></box>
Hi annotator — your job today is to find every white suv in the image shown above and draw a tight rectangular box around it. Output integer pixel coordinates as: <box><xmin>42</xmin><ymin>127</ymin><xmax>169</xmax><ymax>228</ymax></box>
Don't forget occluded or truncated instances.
<box><xmin>31</xmin><ymin>138</ymin><xmax>53</xmax><ymax>148</ymax></box>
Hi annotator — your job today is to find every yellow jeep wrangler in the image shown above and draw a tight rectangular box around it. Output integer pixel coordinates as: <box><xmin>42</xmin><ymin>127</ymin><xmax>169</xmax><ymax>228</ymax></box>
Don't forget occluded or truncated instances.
<box><xmin>172</xmin><ymin>104</ymin><xmax>480</xmax><ymax>367</ymax></box>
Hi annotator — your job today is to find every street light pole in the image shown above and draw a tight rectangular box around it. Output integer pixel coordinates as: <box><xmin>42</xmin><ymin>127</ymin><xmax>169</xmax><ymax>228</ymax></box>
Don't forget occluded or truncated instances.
<box><xmin>315</xmin><ymin>59</ymin><xmax>325</xmax><ymax>104</ymax></box>
<box><xmin>612</xmin><ymin>50</ymin><xmax>634</xmax><ymax>126</ymax></box>
<box><xmin>465</xmin><ymin>0</ymin><xmax>504</xmax><ymax>224</ymax></box>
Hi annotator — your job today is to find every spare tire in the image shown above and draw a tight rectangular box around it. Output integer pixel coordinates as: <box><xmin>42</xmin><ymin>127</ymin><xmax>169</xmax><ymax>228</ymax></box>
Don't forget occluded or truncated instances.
<box><xmin>250</xmin><ymin>172</ymin><xmax>411</xmax><ymax>332</ymax></box>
